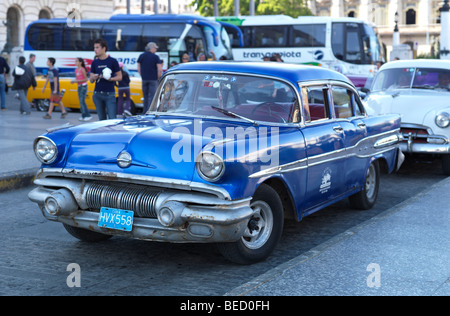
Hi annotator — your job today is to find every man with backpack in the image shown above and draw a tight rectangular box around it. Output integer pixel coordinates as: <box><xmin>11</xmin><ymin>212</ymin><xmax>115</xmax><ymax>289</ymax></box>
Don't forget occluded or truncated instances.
<box><xmin>12</xmin><ymin>56</ymin><xmax>36</xmax><ymax>115</ymax></box>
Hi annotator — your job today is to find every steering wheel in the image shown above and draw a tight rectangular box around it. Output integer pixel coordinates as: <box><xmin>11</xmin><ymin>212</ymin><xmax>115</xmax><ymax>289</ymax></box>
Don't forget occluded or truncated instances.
<box><xmin>250</xmin><ymin>102</ymin><xmax>286</xmax><ymax>123</ymax></box>
<box><xmin>250</xmin><ymin>102</ymin><xmax>274</xmax><ymax>115</ymax></box>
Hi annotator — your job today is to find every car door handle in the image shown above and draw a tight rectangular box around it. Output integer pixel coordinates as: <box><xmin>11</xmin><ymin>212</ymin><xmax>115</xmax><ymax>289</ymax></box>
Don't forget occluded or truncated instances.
<box><xmin>333</xmin><ymin>126</ymin><xmax>344</xmax><ymax>133</ymax></box>
<box><xmin>357</xmin><ymin>122</ymin><xmax>366</xmax><ymax>128</ymax></box>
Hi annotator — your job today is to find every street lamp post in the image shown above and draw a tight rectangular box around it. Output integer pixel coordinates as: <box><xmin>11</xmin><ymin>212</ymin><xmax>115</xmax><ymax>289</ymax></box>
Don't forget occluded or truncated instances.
<box><xmin>393</xmin><ymin>11</ymin><xmax>400</xmax><ymax>47</ymax></box>
<box><xmin>234</xmin><ymin>0</ymin><xmax>239</xmax><ymax>16</ymax></box>
<box><xmin>441</xmin><ymin>0</ymin><xmax>450</xmax><ymax>59</ymax></box>
<box><xmin>249</xmin><ymin>0</ymin><xmax>255</xmax><ymax>16</ymax></box>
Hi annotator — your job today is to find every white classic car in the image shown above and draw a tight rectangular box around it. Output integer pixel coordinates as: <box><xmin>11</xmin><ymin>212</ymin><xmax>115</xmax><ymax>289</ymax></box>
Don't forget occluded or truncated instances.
<box><xmin>364</xmin><ymin>59</ymin><xmax>450</xmax><ymax>175</ymax></box>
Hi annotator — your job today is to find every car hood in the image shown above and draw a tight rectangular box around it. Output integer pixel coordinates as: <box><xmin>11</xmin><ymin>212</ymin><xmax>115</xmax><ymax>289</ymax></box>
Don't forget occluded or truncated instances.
<box><xmin>61</xmin><ymin>115</ymin><xmax>277</xmax><ymax>182</ymax></box>
<box><xmin>364</xmin><ymin>89</ymin><xmax>450</xmax><ymax>125</ymax></box>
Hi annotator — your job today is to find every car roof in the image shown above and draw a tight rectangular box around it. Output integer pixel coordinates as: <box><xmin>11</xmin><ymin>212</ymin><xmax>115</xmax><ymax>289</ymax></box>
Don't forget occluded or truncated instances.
<box><xmin>380</xmin><ymin>59</ymin><xmax>450</xmax><ymax>71</ymax></box>
<box><xmin>166</xmin><ymin>61</ymin><xmax>353</xmax><ymax>86</ymax></box>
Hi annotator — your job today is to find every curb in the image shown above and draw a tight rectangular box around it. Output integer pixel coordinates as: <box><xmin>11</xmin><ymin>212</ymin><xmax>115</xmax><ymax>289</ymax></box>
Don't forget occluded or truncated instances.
<box><xmin>0</xmin><ymin>168</ymin><xmax>38</xmax><ymax>193</ymax></box>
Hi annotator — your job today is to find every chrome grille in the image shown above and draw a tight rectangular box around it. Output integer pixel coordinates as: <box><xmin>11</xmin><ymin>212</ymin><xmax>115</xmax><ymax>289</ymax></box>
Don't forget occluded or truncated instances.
<box><xmin>86</xmin><ymin>182</ymin><xmax>162</xmax><ymax>218</ymax></box>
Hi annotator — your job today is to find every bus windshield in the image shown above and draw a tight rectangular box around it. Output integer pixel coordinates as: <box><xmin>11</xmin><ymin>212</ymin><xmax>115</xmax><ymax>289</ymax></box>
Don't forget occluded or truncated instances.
<box><xmin>331</xmin><ymin>22</ymin><xmax>384</xmax><ymax>65</ymax></box>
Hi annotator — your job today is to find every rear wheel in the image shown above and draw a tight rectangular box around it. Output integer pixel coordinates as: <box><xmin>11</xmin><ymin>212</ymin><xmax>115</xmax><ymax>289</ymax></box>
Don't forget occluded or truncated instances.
<box><xmin>63</xmin><ymin>224</ymin><xmax>112</xmax><ymax>242</ymax></box>
<box><xmin>349</xmin><ymin>160</ymin><xmax>380</xmax><ymax>210</ymax></box>
<box><xmin>217</xmin><ymin>184</ymin><xmax>283</xmax><ymax>264</ymax></box>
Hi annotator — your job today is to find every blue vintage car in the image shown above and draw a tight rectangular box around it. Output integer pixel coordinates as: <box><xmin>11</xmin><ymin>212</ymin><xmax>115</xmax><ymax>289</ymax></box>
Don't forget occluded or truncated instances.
<box><xmin>28</xmin><ymin>62</ymin><xmax>403</xmax><ymax>264</ymax></box>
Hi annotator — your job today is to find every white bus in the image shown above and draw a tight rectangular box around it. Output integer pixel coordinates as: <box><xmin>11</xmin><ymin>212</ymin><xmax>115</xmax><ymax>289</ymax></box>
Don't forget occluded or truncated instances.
<box><xmin>216</xmin><ymin>15</ymin><xmax>385</xmax><ymax>87</ymax></box>
<box><xmin>24</xmin><ymin>14</ymin><xmax>233</xmax><ymax>74</ymax></box>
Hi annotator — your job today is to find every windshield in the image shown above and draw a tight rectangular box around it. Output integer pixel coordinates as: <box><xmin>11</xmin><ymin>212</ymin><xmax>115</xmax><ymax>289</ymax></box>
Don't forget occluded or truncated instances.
<box><xmin>371</xmin><ymin>67</ymin><xmax>450</xmax><ymax>92</ymax></box>
<box><xmin>150</xmin><ymin>73</ymin><xmax>298</xmax><ymax>123</ymax></box>
<box><xmin>331</xmin><ymin>22</ymin><xmax>384</xmax><ymax>65</ymax></box>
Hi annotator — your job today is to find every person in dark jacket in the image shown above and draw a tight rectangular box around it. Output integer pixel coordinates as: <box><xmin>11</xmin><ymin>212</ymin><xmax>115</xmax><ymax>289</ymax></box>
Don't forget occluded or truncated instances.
<box><xmin>117</xmin><ymin>62</ymin><xmax>132</xmax><ymax>117</ymax></box>
<box><xmin>12</xmin><ymin>56</ymin><xmax>36</xmax><ymax>115</ymax></box>
<box><xmin>0</xmin><ymin>55</ymin><xmax>10</xmax><ymax>111</ymax></box>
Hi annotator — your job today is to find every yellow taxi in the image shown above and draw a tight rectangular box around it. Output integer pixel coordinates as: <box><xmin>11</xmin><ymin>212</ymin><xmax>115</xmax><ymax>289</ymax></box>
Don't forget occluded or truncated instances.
<box><xmin>27</xmin><ymin>72</ymin><xmax>144</xmax><ymax>114</ymax></box>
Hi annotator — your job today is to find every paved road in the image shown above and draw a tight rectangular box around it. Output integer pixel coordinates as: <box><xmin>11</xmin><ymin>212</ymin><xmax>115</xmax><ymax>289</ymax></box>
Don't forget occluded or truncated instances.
<box><xmin>0</xmin><ymin>90</ymin><xmax>447</xmax><ymax>297</ymax></box>
<box><xmin>0</xmin><ymin>158</ymin><xmax>445</xmax><ymax>296</ymax></box>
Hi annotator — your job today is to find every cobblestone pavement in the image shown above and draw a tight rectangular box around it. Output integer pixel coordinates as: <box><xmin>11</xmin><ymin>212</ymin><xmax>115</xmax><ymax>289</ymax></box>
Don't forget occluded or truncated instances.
<box><xmin>1</xmin><ymin>158</ymin><xmax>446</xmax><ymax>295</ymax></box>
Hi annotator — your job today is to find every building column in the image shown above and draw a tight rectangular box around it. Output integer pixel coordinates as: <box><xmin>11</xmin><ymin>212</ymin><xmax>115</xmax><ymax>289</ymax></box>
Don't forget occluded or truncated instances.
<box><xmin>441</xmin><ymin>0</ymin><xmax>450</xmax><ymax>59</ymax></box>
<box><xmin>331</xmin><ymin>0</ymin><xmax>344</xmax><ymax>17</ymax></box>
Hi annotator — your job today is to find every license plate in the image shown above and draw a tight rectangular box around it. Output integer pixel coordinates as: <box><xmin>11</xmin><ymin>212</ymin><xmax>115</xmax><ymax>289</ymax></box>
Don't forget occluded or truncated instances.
<box><xmin>98</xmin><ymin>207</ymin><xmax>134</xmax><ymax>231</ymax></box>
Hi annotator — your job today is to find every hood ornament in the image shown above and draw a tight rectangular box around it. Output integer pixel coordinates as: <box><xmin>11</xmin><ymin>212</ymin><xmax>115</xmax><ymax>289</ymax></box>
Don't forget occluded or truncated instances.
<box><xmin>117</xmin><ymin>151</ymin><xmax>132</xmax><ymax>168</ymax></box>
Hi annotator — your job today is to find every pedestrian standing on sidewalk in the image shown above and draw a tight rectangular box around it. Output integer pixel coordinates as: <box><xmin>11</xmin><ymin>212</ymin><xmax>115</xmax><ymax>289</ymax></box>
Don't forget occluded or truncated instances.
<box><xmin>71</xmin><ymin>57</ymin><xmax>91</xmax><ymax>121</ymax></box>
<box><xmin>89</xmin><ymin>38</ymin><xmax>122</xmax><ymax>120</ymax></box>
<box><xmin>42</xmin><ymin>57</ymin><xmax>67</xmax><ymax>119</ymax></box>
<box><xmin>12</xmin><ymin>56</ymin><xmax>36</xmax><ymax>115</ymax></box>
<box><xmin>25</xmin><ymin>54</ymin><xmax>36</xmax><ymax>77</ymax></box>
<box><xmin>117</xmin><ymin>62</ymin><xmax>132</xmax><ymax>117</ymax></box>
<box><xmin>0</xmin><ymin>54</ymin><xmax>10</xmax><ymax>111</ymax></box>
<box><xmin>25</xmin><ymin>54</ymin><xmax>37</xmax><ymax>109</ymax></box>
<box><xmin>137</xmin><ymin>42</ymin><xmax>162</xmax><ymax>113</ymax></box>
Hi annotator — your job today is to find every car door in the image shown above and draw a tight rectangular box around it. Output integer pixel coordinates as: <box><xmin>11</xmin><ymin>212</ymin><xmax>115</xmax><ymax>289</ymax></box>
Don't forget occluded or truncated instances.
<box><xmin>329</xmin><ymin>84</ymin><xmax>369</xmax><ymax>193</ymax></box>
<box><xmin>299</xmin><ymin>84</ymin><xmax>346</xmax><ymax>214</ymax></box>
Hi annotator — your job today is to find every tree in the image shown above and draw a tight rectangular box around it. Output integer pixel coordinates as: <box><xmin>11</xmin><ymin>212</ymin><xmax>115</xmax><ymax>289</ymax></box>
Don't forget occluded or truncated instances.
<box><xmin>190</xmin><ymin>0</ymin><xmax>312</xmax><ymax>17</ymax></box>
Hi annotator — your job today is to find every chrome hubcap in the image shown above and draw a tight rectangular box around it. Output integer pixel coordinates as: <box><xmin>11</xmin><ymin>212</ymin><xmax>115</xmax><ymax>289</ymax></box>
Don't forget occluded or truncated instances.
<box><xmin>242</xmin><ymin>200</ymin><xmax>273</xmax><ymax>249</ymax></box>
<box><xmin>365</xmin><ymin>164</ymin><xmax>376</xmax><ymax>202</ymax></box>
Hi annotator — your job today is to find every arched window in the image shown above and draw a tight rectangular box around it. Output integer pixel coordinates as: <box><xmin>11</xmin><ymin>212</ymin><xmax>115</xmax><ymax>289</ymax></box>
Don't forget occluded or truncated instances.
<box><xmin>6</xmin><ymin>7</ymin><xmax>21</xmax><ymax>48</ymax></box>
<box><xmin>39</xmin><ymin>8</ymin><xmax>52</xmax><ymax>19</ymax></box>
<box><xmin>406</xmin><ymin>8</ymin><xmax>416</xmax><ymax>25</ymax></box>
<box><xmin>348</xmin><ymin>11</ymin><xmax>355</xmax><ymax>18</ymax></box>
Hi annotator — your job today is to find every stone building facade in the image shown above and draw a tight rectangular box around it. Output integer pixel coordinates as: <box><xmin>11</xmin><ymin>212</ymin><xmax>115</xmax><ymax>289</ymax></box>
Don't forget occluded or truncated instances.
<box><xmin>113</xmin><ymin>0</ymin><xmax>196</xmax><ymax>15</ymax></box>
<box><xmin>309</xmin><ymin>0</ymin><xmax>442</xmax><ymax>60</ymax></box>
<box><xmin>0</xmin><ymin>0</ymin><xmax>115</xmax><ymax>55</ymax></box>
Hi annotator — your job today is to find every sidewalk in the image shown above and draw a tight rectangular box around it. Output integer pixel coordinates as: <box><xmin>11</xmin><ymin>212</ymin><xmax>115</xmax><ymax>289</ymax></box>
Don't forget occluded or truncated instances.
<box><xmin>0</xmin><ymin>91</ymin><xmax>98</xmax><ymax>192</ymax></box>
<box><xmin>226</xmin><ymin>176</ymin><xmax>450</xmax><ymax>296</ymax></box>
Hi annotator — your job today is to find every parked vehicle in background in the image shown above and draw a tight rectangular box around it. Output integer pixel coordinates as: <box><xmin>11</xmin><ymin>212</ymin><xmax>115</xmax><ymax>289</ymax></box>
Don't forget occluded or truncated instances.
<box><xmin>364</xmin><ymin>59</ymin><xmax>450</xmax><ymax>175</ymax></box>
<box><xmin>28</xmin><ymin>61</ymin><xmax>402</xmax><ymax>264</ymax></box>
<box><xmin>24</xmin><ymin>14</ymin><xmax>233</xmax><ymax>73</ymax></box>
<box><xmin>27</xmin><ymin>72</ymin><xmax>143</xmax><ymax>114</ymax></box>
<box><xmin>215</xmin><ymin>15</ymin><xmax>385</xmax><ymax>87</ymax></box>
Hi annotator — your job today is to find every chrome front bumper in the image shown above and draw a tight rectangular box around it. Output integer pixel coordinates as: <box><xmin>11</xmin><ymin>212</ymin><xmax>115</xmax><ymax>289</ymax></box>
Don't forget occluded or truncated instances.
<box><xmin>400</xmin><ymin>138</ymin><xmax>450</xmax><ymax>154</ymax></box>
<box><xmin>28</xmin><ymin>169</ymin><xmax>254</xmax><ymax>243</ymax></box>
<box><xmin>401</xmin><ymin>124</ymin><xmax>450</xmax><ymax>154</ymax></box>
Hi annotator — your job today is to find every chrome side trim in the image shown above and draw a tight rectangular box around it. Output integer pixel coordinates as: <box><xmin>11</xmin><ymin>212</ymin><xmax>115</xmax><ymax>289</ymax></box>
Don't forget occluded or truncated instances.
<box><xmin>249</xmin><ymin>129</ymin><xmax>400</xmax><ymax>178</ymax></box>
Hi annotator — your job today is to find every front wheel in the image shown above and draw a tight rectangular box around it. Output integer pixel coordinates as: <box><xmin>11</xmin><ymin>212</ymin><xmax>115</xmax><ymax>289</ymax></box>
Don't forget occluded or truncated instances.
<box><xmin>217</xmin><ymin>184</ymin><xmax>283</xmax><ymax>265</ymax></box>
<box><xmin>349</xmin><ymin>160</ymin><xmax>380</xmax><ymax>210</ymax></box>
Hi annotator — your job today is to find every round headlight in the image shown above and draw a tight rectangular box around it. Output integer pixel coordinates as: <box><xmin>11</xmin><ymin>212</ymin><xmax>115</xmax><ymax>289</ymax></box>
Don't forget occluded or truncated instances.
<box><xmin>34</xmin><ymin>137</ymin><xmax>58</xmax><ymax>164</ymax></box>
<box><xmin>196</xmin><ymin>152</ymin><xmax>224</xmax><ymax>182</ymax></box>
<box><xmin>435</xmin><ymin>112</ymin><xmax>450</xmax><ymax>128</ymax></box>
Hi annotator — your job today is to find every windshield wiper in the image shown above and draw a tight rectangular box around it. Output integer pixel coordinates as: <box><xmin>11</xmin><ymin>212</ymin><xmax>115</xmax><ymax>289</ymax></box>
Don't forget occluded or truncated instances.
<box><xmin>211</xmin><ymin>106</ymin><xmax>258</xmax><ymax>126</ymax></box>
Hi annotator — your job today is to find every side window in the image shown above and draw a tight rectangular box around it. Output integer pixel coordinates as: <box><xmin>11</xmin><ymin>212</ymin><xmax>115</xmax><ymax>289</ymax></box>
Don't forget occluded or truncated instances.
<box><xmin>331</xmin><ymin>86</ymin><xmax>352</xmax><ymax>119</ymax></box>
<box><xmin>291</xmin><ymin>24</ymin><xmax>326</xmax><ymax>47</ymax></box>
<box><xmin>352</xmin><ymin>93</ymin><xmax>364</xmax><ymax>116</ymax></box>
<box><xmin>302</xmin><ymin>86</ymin><xmax>330</xmax><ymax>122</ymax></box>
<box><xmin>253</xmin><ymin>26</ymin><xmax>287</xmax><ymax>47</ymax></box>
